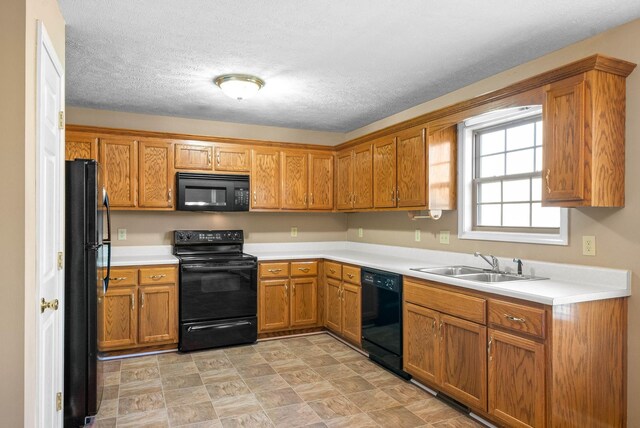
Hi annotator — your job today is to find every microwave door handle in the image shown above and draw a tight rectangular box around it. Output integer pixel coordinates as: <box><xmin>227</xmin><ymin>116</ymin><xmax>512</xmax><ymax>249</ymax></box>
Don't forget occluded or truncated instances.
<box><xmin>187</xmin><ymin>321</ymin><xmax>253</xmax><ymax>332</ymax></box>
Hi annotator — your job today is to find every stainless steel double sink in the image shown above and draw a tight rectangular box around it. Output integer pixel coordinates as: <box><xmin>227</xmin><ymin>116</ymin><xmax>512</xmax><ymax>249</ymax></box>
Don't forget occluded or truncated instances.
<box><xmin>410</xmin><ymin>265</ymin><xmax>547</xmax><ymax>283</ymax></box>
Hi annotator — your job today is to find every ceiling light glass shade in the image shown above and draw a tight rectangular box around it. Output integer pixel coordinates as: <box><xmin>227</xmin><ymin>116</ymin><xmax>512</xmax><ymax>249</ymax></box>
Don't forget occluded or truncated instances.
<box><xmin>214</xmin><ymin>74</ymin><xmax>265</xmax><ymax>100</ymax></box>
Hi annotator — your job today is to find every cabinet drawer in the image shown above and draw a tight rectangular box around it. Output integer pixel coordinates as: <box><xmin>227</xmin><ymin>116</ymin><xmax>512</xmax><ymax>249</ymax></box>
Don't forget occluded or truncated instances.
<box><xmin>404</xmin><ymin>279</ymin><xmax>485</xmax><ymax>324</ymax></box>
<box><xmin>291</xmin><ymin>261</ymin><xmax>318</xmax><ymax>277</ymax></box>
<box><xmin>107</xmin><ymin>268</ymin><xmax>138</xmax><ymax>287</ymax></box>
<box><xmin>488</xmin><ymin>299</ymin><xmax>545</xmax><ymax>339</ymax></box>
<box><xmin>324</xmin><ymin>261</ymin><xmax>342</xmax><ymax>280</ymax></box>
<box><xmin>342</xmin><ymin>265</ymin><xmax>361</xmax><ymax>285</ymax></box>
<box><xmin>259</xmin><ymin>262</ymin><xmax>290</xmax><ymax>278</ymax></box>
<box><xmin>139</xmin><ymin>266</ymin><xmax>177</xmax><ymax>285</ymax></box>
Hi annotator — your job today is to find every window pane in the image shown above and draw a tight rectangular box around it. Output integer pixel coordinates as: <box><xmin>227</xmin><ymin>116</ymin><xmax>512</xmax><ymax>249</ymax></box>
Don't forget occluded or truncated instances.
<box><xmin>506</xmin><ymin>149</ymin><xmax>534</xmax><ymax>175</ymax></box>
<box><xmin>532</xmin><ymin>203</ymin><xmax>561</xmax><ymax>228</ymax></box>
<box><xmin>503</xmin><ymin>179</ymin><xmax>530</xmax><ymax>202</ymax></box>
<box><xmin>535</xmin><ymin>121</ymin><xmax>543</xmax><ymax>146</ymax></box>
<box><xmin>479</xmin><ymin>182</ymin><xmax>501</xmax><ymax>203</ymax></box>
<box><xmin>480</xmin><ymin>130</ymin><xmax>504</xmax><ymax>155</ymax></box>
<box><xmin>535</xmin><ymin>147</ymin><xmax>543</xmax><ymax>172</ymax></box>
<box><xmin>478</xmin><ymin>204</ymin><xmax>501</xmax><ymax>226</ymax></box>
<box><xmin>503</xmin><ymin>203</ymin><xmax>530</xmax><ymax>227</ymax></box>
<box><xmin>480</xmin><ymin>154</ymin><xmax>504</xmax><ymax>177</ymax></box>
<box><xmin>532</xmin><ymin>177</ymin><xmax>542</xmax><ymax>201</ymax></box>
<box><xmin>507</xmin><ymin>123</ymin><xmax>535</xmax><ymax>151</ymax></box>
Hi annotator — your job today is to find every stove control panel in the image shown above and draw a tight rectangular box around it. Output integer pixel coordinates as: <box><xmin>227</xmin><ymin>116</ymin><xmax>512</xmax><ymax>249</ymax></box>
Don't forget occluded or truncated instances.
<box><xmin>174</xmin><ymin>230</ymin><xmax>244</xmax><ymax>244</ymax></box>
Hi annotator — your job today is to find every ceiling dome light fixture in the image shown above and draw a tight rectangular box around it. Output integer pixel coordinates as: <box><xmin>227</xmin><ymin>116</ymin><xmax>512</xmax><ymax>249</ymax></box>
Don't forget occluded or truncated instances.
<box><xmin>214</xmin><ymin>74</ymin><xmax>265</xmax><ymax>100</ymax></box>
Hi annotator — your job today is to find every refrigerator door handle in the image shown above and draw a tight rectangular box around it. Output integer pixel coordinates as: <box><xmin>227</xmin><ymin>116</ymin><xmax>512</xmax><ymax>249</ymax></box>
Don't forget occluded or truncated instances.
<box><xmin>103</xmin><ymin>241</ymin><xmax>111</xmax><ymax>293</ymax></box>
<box><xmin>103</xmin><ymin>189</ymin><xmax>112</xmax><ymax>242</ymax></box>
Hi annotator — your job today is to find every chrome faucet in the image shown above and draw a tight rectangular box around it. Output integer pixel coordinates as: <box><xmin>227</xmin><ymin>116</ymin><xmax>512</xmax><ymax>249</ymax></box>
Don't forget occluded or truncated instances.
<box><xmin>474</xmin><ymin>252</ymin><xmax>500</xmax><ymax>272</ymax></box>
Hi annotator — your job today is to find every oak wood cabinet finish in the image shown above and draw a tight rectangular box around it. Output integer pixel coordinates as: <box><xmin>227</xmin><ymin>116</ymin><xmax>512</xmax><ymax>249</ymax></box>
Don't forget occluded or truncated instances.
<box><xmin>138</xmin><ymin>140</ymin><xmax>174</xmax><ymax>209</ymax></box>
<box><xmin>336</xmin><ymin>144</ymin><xmax>373</xmax><ymax>211</ymax></box>
<box><xmin>251</xmin><ymin>148</ymin><xmax>281</xmax><ymax>209</ymax></box>
<box><xmin>100</xmin><ymin>285</ymin><xmax>137</xmax><ymax>350</ymax></box>
<box><xmin>281</xmin><ymin>150</ymin><xmax>309</xmax><ymax>210</ymax></box>
<box><xmin>308</xmin><ymin>152</ymin><xmax>334</xmax><ymax>210</ymax></box>
<box><xmin>488</xmin><ymin>299</ymin><xmax>545</xmax><ymax>339</ymax></box>
<box><xmin>65</xmin><ymin>131</ymin><xmax>98</xmax><ymax>161</ymax></box>
<box><xmin>324</xmin><ymin>277</ymin><xmax>342</xmax><ymax>333</ymax></box>
<box><xmin>99</xmin><ymin>137</ymin><xmax>138</xmax><ymax>208</ymax></box>
<box><xmin>395</xmin><ymin>126</ymin><xmax>427</xmax><ymax>207</ymax></box>
<box><xmin>404</xmin><ymin>303</ymin><xmax>439</xmax><ymax>385</ymax></box>
<box><xmin>324</xmin><ymin>261</ymin><xmax>342</xmax><ymax>280</ymax></box>
<box><xmin>138</xmin><ymin>284</ymin><xmax>178</xmax><ymax>344</ymax></box>
<box><xmin>373</xmin><ymin>137</ymin><xmax>397</xmax><ymax>208</ymax></box>
<box><xmin>174</xmin><ymin>142</ymin><xmax>213</xmax><ymax>170</ymax></box>
<box><xmin>258</xmin><ymin>279</ymin><xmax>290</xmax><ymax>332</ymax></box>
<box><xmin>214</xmin><ymin>145</ymin><xmax>251</xmax><ymax>172</ymax></box>
<box><xmin>335</xmin><ymin>150</ymin><xmax>354</xmax><ymax>210</ymax></box>
<box><xmin>427</xmin><ymin>124</ymin><xmax>457</xmax><ymax>210</ymax></box>
<box><xmin>341</xmin><ymin>283</ymin><xmax>361</xmax><ymax>345</ymax></box>
<box><xmin>290</xmin><ymin>277</ymin><xmax>318</xmax><ymax>327</ymax></box>
<box><xmin>324</xmin><ymin>262</ymin><xmax>361</xmax><ymax>346</ymax></box>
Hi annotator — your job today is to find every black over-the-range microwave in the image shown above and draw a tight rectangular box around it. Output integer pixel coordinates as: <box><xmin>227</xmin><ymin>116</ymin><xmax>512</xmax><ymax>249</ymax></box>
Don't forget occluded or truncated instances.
<box><xmin>176</xmin><ymin>173</ymin><xmax>250</xmax><ymax>212</ymax></box>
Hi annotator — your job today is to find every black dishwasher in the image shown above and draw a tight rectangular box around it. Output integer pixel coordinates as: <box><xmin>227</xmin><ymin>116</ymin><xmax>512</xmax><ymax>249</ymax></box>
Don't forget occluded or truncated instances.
<box><xmin>361</xmin><ymin>267</ymin><xmax>410</xmax><ymax>379</ymax></box>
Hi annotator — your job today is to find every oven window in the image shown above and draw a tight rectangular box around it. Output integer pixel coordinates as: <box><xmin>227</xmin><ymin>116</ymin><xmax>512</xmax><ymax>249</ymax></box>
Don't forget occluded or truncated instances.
<box><xmin>185</xmin><ymin>186</ymin><xmax>227</xmax><ymax>206</ymax></box>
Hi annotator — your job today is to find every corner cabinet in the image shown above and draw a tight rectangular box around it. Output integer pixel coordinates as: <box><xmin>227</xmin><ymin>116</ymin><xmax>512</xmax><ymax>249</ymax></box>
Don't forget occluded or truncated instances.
<box><xmin>324</xmin><ymin>261</ymin><xmax>361</xmax><ymax>346</ymax></box>
<box><xmin>543</xmin><ymin>66</ymin><xmax>632</xmax><ymax>207</ymax></box>
<box><xmin>65</xmin><ymin>131</ymin><xmax>98</xmax><ymax>161</ymax></box>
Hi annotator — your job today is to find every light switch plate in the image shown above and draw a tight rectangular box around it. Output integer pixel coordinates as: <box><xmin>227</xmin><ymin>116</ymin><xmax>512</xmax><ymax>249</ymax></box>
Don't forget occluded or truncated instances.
<box><xmin>439</xmin><ymin>230</ymin><xmax>450</xmax><ymax>245</ymax></box>
<box><xmin>117</xmin><ymin>228</ymin><xmax>127</xmax><ymax>240</ymax></box>
<box><xmin>291</xmin><ymin>227</ymin><xmax>298</xmax><ymax>238</ymax></box>
<box><xmin>358</xmin><ymin>227</ymin><xmax>363</xmax><ymax>238</ymax></box>
<box><xmin>414</xmin><ymin>229</ymin><xmax>421</xmax><ymax>242</ymax></box>
<box><xmin>582</xmin><ymin>235</ymin><xmax>596</xmax><ymax>256</ymax></box>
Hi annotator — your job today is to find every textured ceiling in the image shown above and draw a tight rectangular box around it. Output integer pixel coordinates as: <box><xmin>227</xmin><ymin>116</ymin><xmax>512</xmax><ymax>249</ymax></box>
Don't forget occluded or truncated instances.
<box><xmin>60</xmin><ymin>0</ymin><xmax>640</xmax><ymax>132</ymax></box>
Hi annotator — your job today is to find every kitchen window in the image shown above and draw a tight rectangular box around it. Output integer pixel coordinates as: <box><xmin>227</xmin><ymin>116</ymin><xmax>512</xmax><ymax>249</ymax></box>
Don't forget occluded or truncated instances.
<box><xmin>458</xmin><ymin>106</ymin><xmax>568</xmax><ymax>245</ymax></box>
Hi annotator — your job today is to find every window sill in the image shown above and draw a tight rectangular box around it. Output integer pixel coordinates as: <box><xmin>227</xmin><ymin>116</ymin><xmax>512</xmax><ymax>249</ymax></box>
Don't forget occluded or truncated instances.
<box><xmin>458</xmin><ymin>229</ymin><xmax>568</xmax><ymax>246</ymax></box>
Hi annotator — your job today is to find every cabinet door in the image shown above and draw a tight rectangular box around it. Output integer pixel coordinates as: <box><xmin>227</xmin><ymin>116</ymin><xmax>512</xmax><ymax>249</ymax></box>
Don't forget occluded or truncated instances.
<box><xmin>341</xmin><ymin>283</ymin><xmax>361</xmax><ymax>345</ymax></box>
<box><xmin>258</xmin><ymin>279</ymin><xmax>289</xmax><ymax>332</ymax></box>
<box><xmin>325</xmin><ymin>278</ymin><xmax>342</xmax><ymax>333</ymax></box>
<box><xmin>543</xmin><ymin>74</ymin><xmax>586</xmax><ymax>203</ymax></box>
<box><xmin>353</xmin><ymin>144</ymin><xmax>373</xmax><ymax>209</ymax></box>
<box><xmin>404</xmin><ymin>303</ymin><xmax>439</xmax><ymax>385</ymax></box>
<box><xmin>100</xmin><ymin>137</ymin><xmax>137</xmax><ymax>208</ymax></box>
<box><xmin>396</xmin><ymin>126</ymin><xmax>426</xmax><ymax>207</ymax></box>
<box><xmin>373</xmin><ymin>138</ymin><xmax>397</xmax><ymax>208</ymax></box>
<box><xmin>99</xmin><ymin>285</ymin><xmax>137</xmax><ymax>350</ymax></box>
<box><xmin>290</xmin><ymin>277</ymin><xmax>318</xmax><ymax>327</ymax></box>
<box><xmin>251</xmin><ymin>148</ymin><xmax>280</xmax><ymax>209</ymax></box>
<box><xmin>488</xmin><ymin>329</ymin><xmax>545</xmax><ymax>428</ymax></box>
<box><xmin>138</xmin><ymin>285</ymin><xmax>178</xmax><ymax>344</ymax></box>
<box><xmin>139</xmin><ymin>140</ymin><xmax>174</xmax><ymax>208</ymax></box>
<box><xmin>66</xmin><ymin>132</ymin><xmax>98</xmax><ymax>161</ymax></box>
<box><xmin>427</xmin><ymin>125</ymin><xmax>457</xmax><ymax>210</ymax></box>
<box><xmin>336</xmin><ymin>151</ymin><xmax>353</xmax><ymax>210</ymax></box>
<box><xmin>174</xmin><ymin>142</ymin><xmax>213</xmax><ymax>170</ymax></box>
<box><xmin>439</xmin><ymin>314</ymin><xmax>487</xmax><ymax>411</ymax></box>
<box><xmin>281</xmin><ymin>150</ymin><xmax>308</xmax><ymax>209</ymax></box>
<box><xmin>309</xmin><ymin>153</ymin><xmax>334</xmax><ymax>210</ymax></box>
<box><xmin>215</xmin><ymin>145</ymin><xmax>251</xmax><ymax>172</ymax></box>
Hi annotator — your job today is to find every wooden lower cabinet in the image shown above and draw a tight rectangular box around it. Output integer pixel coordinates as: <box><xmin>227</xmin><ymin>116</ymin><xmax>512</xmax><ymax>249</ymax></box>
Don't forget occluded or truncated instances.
<box><xmin>324</xmin><ymin>263</ymin><xmax>361</xmax><ymax>346</ymax></box>
<box><xmin>404</xmin><ymin>303</ymin><xmax>439</xmax><ymax>385</ymax></box>
<box><xmin>325</xmin><ymin>278</ymin><xmax>342</xmax><ymax>332</ymax></box>
<box><xmin>341</xmin><ymin>283</ymin><xmax>361</xmax><ymax>344</ymax></box>
<box><xmin>99</xmin><ymin>265</ymin><xmax>178</xmax><ymax>351</ymax></box>
<box><xmin>258</xmin><ymin>261</ymin><xmax>319</xmax><ymax>333</ymax></box>
<box><xmin>488</xmin><ymin>328</ymin><xmax>545</xmax><ymax>428</ymax></box>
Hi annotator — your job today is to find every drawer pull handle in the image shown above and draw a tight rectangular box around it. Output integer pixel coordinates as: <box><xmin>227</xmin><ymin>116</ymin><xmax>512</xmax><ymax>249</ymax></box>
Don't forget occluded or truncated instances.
<box><xmin>505</xmin><ymin>314</ymin><xmax>526</xmax><ymax>323</ymax></box>
<box><xmin>208</xmin><ymin>152</ymin><xmax>212</xmax><ymax>165</ymax></box>
<box><xmin>109</xmin><ymin>277</ymin><xmax>127</xmax><ymax>281</ymax></box>
<box><xmin>216</xmin><ymin>152</ymin><xmax>221</xmax><ymax>165</ymax></box>
<box><xmin>268</xmin><ymin>268</ymin><xmax>282</xmax><ymax>274</ymax></box>
<box><xmin>148</xmin><ymin>274</ymin><xmax>167</xmax><ymax>280</ymax></box>
<box><xmin>545</xmin><ymin>169</ymin><xmax>551</xmax><ymax>194</ymax></box>
<box><xmin>329</xmin><ymin>269</ymin><xmax>336</xmax><ymax>274</ymax></box>
<box><xmin>488</xmin><ymin>336</ymin><xmax>493</xmax><ymax>360</ymax></box>
<box><xmin>347</xmin><ymin>273</ymin><xmax>354</xmax><ymax>279</ymax></box>
<box><xmin>298</xmin><ymin>267</ymin><xmax>310</xmax><ymax>272</ymax></box>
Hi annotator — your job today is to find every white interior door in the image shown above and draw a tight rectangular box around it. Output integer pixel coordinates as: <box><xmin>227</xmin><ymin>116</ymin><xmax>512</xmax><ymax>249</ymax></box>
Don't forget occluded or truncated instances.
<box><xmin>36</xmin><ymin>21</ymin><xmax>65</xmax><ymax>428</ymax></box>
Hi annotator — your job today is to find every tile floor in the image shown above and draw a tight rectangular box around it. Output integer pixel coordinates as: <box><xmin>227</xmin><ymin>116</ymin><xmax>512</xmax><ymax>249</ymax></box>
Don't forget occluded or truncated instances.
<box><xmin>95</xmin><ymin>333</ymin><xmax>484</xmax><ymax>428</ymax></box>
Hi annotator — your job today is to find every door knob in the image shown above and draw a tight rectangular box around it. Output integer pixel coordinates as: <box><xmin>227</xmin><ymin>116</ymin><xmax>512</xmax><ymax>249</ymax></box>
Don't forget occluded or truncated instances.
<box><xmin>40</xmin><ymin>298</ymin><xmax>59</xmax><ymax>313</ymax></box>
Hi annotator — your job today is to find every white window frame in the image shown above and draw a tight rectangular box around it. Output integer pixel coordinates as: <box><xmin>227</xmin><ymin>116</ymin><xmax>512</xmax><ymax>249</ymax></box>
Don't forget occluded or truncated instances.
<box><xmin>457</xmin><ymin>106</ymin><xmax>569</xmax><ymax>245</ymax></box>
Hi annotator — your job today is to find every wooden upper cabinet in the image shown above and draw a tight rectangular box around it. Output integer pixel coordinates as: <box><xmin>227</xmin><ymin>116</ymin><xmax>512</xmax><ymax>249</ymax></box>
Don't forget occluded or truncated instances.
<box><xmin>309</xmin><ymin>152</ymin><xmax>334</xmax><ymax>210</ymax></box>
<box><xmin>427</xmin><ymin>124</ymin><xmax>457</xmax><ymax>210</ymax></box>
<box><xmin>336</xmin><ymin>150</ymin><xmax>354</xmax><ymax>210</ymax></box>
<box><xmin>66</xmin><ymin>132</ymin><xmax>98</xmax><ymax>161</ymax></box>
<box><xmin>543</xmin><ymin>70</ymin><xmax>627</xmax><ymax>207</ymax></box>
<box><xmin>215</xmin><ymin>145</ymin><xmax>251</xmax><ymax>172</ymax></box>
<box><xmin>396</xmin><ymin>126</ymin><xmax>426</xmax><ymax>208</ymax></box>
<box><xmin>138</xmin><ymin>284</ymin><xmax>178</xmax><ymax>344</ymax></box>
<box><xmin>488</xmin><ymin>328</ymin><xmax>545</xmax><ymax>428</ymax></box>
<box><xmin>353</xmin><ymin>144</ymin><xmax>373</xmax><ymax>209</ymax></box>
<box><xmin>251</xmin><ymin>148</ymin><xmax>280</xmax><ymax>209</ymax></box>
<box><xmin>138</xmin><ymin>140</ymin><xmax>174</xmax><ymax>209</ymax></box>
<box><xmin>373</xmin><ymin>137</ymin><xmax>397</xmax><ymax>208</ymax></box>
<box><xmin>281</xmin><ymin>150</ymin><xmax>308</xmax><ymax>210</ymax></box>
<box><xmin>174</xmin><ymin>142</ymin><xmax>213</xmax><ymax>170</ymax></box>
<box><xmin>99</xmin><ymin>137</ymin><xmax>138</xmax><ymax>208</ymax></box>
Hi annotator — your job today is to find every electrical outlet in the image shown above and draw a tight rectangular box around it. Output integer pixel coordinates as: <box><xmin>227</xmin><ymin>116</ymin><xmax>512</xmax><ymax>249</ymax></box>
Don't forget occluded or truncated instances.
<box><xmin>358</xmin><ymin>227</ymin><xmax>363</xmax><ymax>238</ymax></box>
<box><xmin>582</xmin><ymin>235</ymin><xmax>596</xmax><ymax>256</ymax></box>
<box><xmin>117</xmin><ymin>228</ymin><xmax>127</xmax><ymax>240</ymax></box>
<box><xmin>291</xmin><ymin>227</ymin><xmax>298</xmax><ymax>238</ymax></box>
<box><xmin>414</xmin><ymin>229</ymin><xmax>421</xmax><ymax>242</ymax></box>
<box><xmin>439</xmin><ymin>230</ymin><xmax>450</xmax><ymax>245</ymax></box>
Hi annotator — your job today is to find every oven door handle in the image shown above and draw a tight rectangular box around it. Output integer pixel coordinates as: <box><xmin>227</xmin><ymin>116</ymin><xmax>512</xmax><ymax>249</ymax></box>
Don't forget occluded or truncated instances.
<box><xmin>182</xmin><ymin>264</ymin><xmax>256</xmax><ymax>272</ymax></box>
<box><xmin>187</xmin><ymin>321</ymin><xmax>253</xmax><ymax>332</ymax></box>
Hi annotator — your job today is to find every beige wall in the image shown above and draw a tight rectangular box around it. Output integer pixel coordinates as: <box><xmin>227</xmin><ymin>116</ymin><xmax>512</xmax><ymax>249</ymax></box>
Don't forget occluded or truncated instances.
<box><xmin>346</xmin><ymin>18</ymin><xmax>640</xmax><ymax>426</ymax></box>
<box><xmin>111</xmin><ymin>211</ymin><xmax>346</xmax><ymax>246</ymax></box>
<box><xmin>0</xmin><ymin>0</ymin><xmax>65</xmax><ymax>426</ymax></box>
<box><xmin>66</xmin><ymin>106</ymin><xmax>345</xmax><ymax>146</ymax></box>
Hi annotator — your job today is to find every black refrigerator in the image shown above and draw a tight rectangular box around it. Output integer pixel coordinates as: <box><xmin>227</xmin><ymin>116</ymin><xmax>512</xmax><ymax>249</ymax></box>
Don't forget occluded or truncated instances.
<box><xmin>64</xmin><ymin>159</ymin><xmax>111</xmax><ymax>427</ymax></box>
